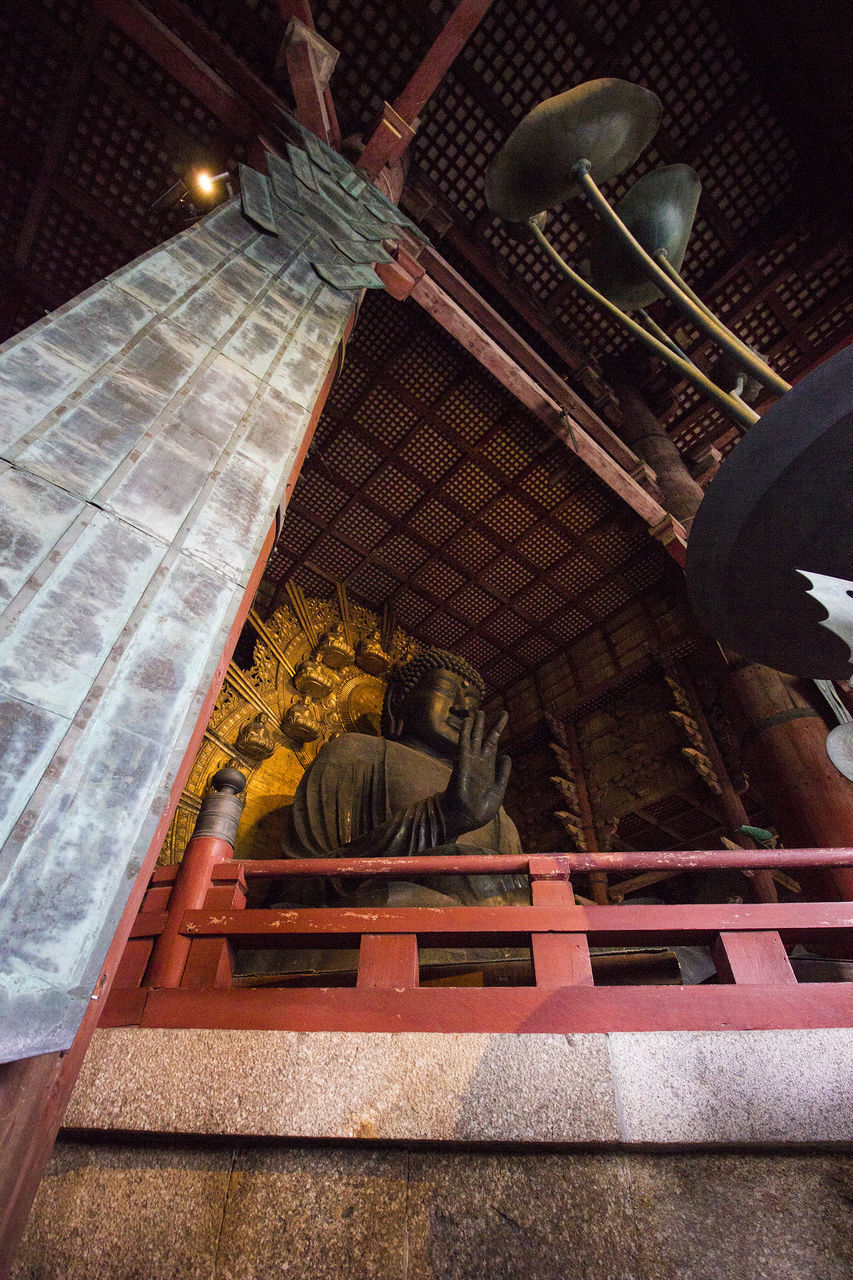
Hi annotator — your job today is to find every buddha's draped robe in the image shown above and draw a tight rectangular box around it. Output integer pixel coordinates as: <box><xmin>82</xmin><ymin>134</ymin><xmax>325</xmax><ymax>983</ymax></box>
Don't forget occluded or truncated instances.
<box><xmin>283</xmin><ymin>733</ymin><xmax>524</xmax><ymax>903</ymax></box>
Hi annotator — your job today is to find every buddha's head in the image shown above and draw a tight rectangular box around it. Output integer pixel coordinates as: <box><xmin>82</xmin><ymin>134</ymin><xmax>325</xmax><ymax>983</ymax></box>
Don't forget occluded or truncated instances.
<box><xmin>382</xmin><ymin>647</ymin><xmax>487</xmax><ymax>761</ymax></box>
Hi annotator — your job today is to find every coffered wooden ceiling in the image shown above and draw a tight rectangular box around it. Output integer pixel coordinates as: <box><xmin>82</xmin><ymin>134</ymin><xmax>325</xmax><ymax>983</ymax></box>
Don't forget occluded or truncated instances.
<box><xmin>1</xmin><ymin>0</ymin><xmax>851</xmax><ymax>700</ymax></box>
<box><xmin>266</xmin><ymin>288</ymin><xmax>680</xmax><ymax>691</ymax></box>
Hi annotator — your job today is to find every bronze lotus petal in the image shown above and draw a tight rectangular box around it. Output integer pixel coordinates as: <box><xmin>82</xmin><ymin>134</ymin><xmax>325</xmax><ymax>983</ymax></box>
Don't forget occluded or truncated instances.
<box><xmin>485</xmin><ymin>78</ymin><xmax>662</xmax><ymax>223</ymax></box>
<box><xmin>588</xmin><ymin>163</ymin><xmax>701</xmax><ymax>310</ymax></box>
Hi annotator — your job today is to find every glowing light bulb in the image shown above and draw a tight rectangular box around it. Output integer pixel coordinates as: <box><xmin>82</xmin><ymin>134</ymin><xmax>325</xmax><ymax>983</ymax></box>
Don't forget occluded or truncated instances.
<box><xmin>196</xmin><ymin>171</ymin><xmax>215</xmax><ymax>195</ymax></box>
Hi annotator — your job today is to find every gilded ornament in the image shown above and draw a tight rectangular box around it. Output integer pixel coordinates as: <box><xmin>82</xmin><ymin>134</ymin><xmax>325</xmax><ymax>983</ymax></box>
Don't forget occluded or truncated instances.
<box><xmin>236</xmin><ymin>712</ymin><xmax>276</xmax><ymax>763</ymax></box>
<box><xmin>356</xmin><ymin>628</ymin><xmax>390</xmax><ymax>676</ymax></box>
<box><xmin>317</xmin><ymin>620</ymin><xmax>355</xmax><ymax>669</ymax></box>
<box><xmin>293</xmin><ymin>655</ymin><xmax>335</xmax><ymax>697</ymax></box>
<box><xmin>282</xmin><ymin>697</ymin><xmax>321</xmax><ymax>742</ymax></box>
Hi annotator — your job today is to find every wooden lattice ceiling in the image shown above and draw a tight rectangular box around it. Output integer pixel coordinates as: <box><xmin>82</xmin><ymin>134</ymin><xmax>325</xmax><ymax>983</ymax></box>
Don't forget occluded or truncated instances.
<box><xmin>265</xmin><ymin>288</ymin><xmax>680</xmax><ymax>691</ymax></box>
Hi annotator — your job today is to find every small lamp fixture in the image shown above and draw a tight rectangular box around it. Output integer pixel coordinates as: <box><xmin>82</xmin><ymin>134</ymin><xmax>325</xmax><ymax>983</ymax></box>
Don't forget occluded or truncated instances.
<box><xmin>193</xmin><ymin>169</ymin><xmax>232</xmax><ymax>199</ymax></box>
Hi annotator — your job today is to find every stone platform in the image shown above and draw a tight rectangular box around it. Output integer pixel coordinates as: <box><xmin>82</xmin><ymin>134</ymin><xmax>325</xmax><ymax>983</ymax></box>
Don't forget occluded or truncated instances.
<box><xmin>13</xmin><ymin>1026</ymin><xmax>853</xmax><ymax>1279</ymax></box>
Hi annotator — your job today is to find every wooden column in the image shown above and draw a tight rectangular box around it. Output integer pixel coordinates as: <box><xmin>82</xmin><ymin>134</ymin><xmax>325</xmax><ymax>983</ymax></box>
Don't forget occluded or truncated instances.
<box><xmin>723</xmin><ymin>661</ymin><xmax>853</xmax><ymax>898</ymax></box>
<box><xmin>607</xmin><ymin>367</ymin><xmax>705</xmax><ymax>531</ymax></box>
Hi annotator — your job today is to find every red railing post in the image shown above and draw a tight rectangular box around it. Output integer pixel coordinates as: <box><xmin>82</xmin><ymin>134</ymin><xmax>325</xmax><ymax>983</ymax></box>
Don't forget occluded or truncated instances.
<box><xmin>180</xmin><ymin>864</ymin><xmax>247</xmax><ymax>991</ymax></box>
<box><xmin>529</xmin><ymin>856</ymin><xmax>593</xmax><ymax>987</ymax></box>
<box><xmin>713</xmin><ymin>930</ymin><xmax>798</xmax><ymax>985</ymax></box>
<box><xmin>356</xmin><ymin>934</ymin><xmax>419</xmax><ymax>988</ymax></box>
<box><xmin>144</xmin><ymin>768</ymin><xmax>246</xmax><ymax>990</ymax></box>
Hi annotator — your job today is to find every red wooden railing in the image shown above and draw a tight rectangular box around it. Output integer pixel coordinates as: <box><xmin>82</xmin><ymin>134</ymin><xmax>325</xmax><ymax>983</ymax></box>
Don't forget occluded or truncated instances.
<box><xmin>101</xmin><ymin>829</ymin><xmax>853</xmax><ymax>1033</ymax></box>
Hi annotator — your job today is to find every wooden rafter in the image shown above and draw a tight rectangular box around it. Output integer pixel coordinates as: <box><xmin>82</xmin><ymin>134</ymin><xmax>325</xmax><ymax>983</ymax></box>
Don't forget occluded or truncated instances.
<box><xmin>141</xmin><ymin>0</ymin><xmax>301</xmax><ymax>135</ymax></box>
<box><xmin>91</xmin><ymin>0</ymin><xmax>266</xmax><ymax>141</ymax></box>
<box><xmin>275</xmin><ymin>0</ymin><xmax>342</xmax><ymax>147</ymax></box>
<box><xmin>359</xmin><ymin>0</ymin><xmax>495</xmax><ymax>176</ymax></box>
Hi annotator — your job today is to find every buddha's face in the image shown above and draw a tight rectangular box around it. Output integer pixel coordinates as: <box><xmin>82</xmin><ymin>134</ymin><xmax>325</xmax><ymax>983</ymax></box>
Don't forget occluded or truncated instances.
<box><xmin>398</xmin><ymin>667</ymin><xmax>483</xmax><ymax>760</ymax></box>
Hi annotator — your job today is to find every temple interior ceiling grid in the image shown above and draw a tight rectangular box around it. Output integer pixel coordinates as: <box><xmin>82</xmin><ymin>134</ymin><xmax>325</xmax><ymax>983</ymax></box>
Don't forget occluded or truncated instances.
<box><xmin>266</xmin><ymin>288</ymin><xmax>681</xmax><ymax>694</ymax></box>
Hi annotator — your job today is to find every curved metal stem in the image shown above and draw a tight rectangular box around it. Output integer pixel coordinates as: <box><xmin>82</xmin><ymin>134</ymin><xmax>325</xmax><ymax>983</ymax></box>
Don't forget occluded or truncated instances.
<box><xmin>638</xmin><ymin>309</ymin><xmax>692</xmax><ymax>362</ymax></box>
<box><xmin>654</xmin><ymin>251</ymin><xmax>792</xmax><ymax>392</ymax></box>
<box><xmin>573</xmin><ymin>164</ymin><xmax>791</xmax><ymax>397</ymax></box>
<box><xmin>530</xmin><ymin>223</ymin><xmax>758</xmax><ymax>430</ymax></box>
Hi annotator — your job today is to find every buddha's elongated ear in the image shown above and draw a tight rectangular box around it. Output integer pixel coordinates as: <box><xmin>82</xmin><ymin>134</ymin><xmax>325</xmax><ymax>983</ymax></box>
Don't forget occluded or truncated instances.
<box><xmin>384</xmin><ymin>682</ymin><xmax>406</xmax><ymax>739</ymax></box>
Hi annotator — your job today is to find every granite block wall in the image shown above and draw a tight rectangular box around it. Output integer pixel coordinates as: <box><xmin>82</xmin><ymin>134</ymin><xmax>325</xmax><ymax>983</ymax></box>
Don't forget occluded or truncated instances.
<box><xmin>0</xmin><ymin>198</ymin><xmax>355</xmax><ymax>1061</ymax></box>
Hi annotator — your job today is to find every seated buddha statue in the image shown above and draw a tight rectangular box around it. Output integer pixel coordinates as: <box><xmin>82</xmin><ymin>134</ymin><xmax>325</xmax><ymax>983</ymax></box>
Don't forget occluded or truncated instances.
<box><xmin>280</xmin><ymin>647</ymin><xmax>527</xmax><ymax>905</ymax></box>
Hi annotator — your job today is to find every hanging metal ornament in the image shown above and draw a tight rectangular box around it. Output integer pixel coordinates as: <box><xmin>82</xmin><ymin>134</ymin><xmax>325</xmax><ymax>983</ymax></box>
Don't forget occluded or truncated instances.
<box><xmin>485</xmin><ymin>77</ymin><xmax>662</xmax><ymax>223</ymax></box>
<box><xmin>587</xmin><ymin>163</ymin><xmax>701</xmax><ymax>312</ymax></box>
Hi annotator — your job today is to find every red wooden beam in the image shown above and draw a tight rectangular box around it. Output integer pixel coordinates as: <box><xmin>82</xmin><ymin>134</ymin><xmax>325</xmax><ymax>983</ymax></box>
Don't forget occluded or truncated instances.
<box><xmin>713</xmin><ymin>931</ymin><xmax>798</xmax><ymax>985</ymax></box>
<box><xmin>141</xmin><ymin>0</ymin><xmax>301</xmax><ymax>134</ymax></box>
<box><xmin>276</xmin><ymin>0</ymin><xmax>341</xmax><ymax>148</ymax></box>
<box><xmin>179</xmin><ymin>900</ymin><xmax>853</xmax><ymax>949</ymax></box>
<box><xmin>402</xmin><ymin>175</ymin><xmax>617</xmax><ymax>398</ymax></box>
<box><xmin>229</xmin><ymin>846</ymin><xmax>853</xmax><ymax>879</ymax></box>
<box><xmin>414</xmin><ymin>241</ymin><xmax>643</xmax><ymax>473</ymax></box>
<box><xmin>544</xmin><ymin>847</ymin><xmax>853</xmax><ymax>872</ymax></box>
<box><xmin>91</xmin><ymin>0</ymin><xmax>263</xmax><ymax>139</ymax></box>
<box><xmin>408</xmin><ymin>273</ymin><xmax>684</xmax><ymax>548</ymax></box>
<box><xmin>358</xmin><ymin>0</ymin><xmax>495</xmax><ymax>176</ymax></box>
<box><xmin>138</xmin><ymin>982</ymin><xmax>853</xmax><ymax>1034</ymax></box>
<box><xmin>395</xmin><ymin>0</ymin><xmax>495</xmax><ymax>123</ymax></box>
<box><xmin>282</xmin><ymin>17</ymin><xmax>339</xmax><ymax>146</ymax></box>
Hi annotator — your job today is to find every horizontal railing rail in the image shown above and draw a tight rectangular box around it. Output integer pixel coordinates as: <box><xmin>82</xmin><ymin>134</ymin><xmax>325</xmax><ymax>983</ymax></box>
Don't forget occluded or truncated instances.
<box><xmin>100</xmin><ymin>847</ymin><xmax>853</xmax><ymax>1035</ymax></box>
<box><xmin>227</xmin><ymin>848</ymin><xmax>853</xmax><ymax>878</ymax></box>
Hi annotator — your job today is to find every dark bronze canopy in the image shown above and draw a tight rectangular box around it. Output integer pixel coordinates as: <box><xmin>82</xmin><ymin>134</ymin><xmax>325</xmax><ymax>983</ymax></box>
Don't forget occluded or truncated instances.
<box><xmin>484</xmin><ymin>77</ymin><xmax>662</xmax><ymax>222</ymax></box>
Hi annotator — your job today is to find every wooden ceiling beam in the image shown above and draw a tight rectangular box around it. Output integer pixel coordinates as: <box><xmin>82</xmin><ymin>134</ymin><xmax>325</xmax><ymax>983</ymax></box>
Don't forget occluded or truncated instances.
<box><xmin>358</xmin><ymin>0</ymin><xmax>495</xmax><ymax>176</ymax></box>
<box><xmin>141</xmin><ymin>0</ymin><xmax>298</xmax><ymax>135</ymax></box>
<box><xmin>407</xmin><ymin>272</ymin><xmax>686</xmax><ymax>561</ymax></box>
<box><xmin>275</xmin><ymin>0</ymin><xmax>341</xmax><ymax>147</ymax></box>
<box><xmin>402</xmin><ymin>180</ymin><xmax>618</xmax><ymax>398</ymax></box>
<box><xmin>395</xmin><ymin>0</ymin><xmax>495</xmax><ymax>125</ymax></box>
<box><xmin>91</xmin><ymin>0</ymin><xmax>265</xmax><ymax>140</ymax></box>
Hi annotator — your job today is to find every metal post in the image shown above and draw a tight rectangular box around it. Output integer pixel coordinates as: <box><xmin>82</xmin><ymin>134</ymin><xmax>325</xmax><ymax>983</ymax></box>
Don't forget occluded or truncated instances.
<box><xmin>573</xmin><ymin>163</ymin><xmax>791</xmax><ymax>396</ymax></box>
<box><xmin>530</xmin><ymin>223</ymin><xmax>759</xmax><ymax>429</ymax></box>
<box><xmin>144</xmin><ymin>768</ymin><xmax>246</xmax><ymax>989</ymax></box>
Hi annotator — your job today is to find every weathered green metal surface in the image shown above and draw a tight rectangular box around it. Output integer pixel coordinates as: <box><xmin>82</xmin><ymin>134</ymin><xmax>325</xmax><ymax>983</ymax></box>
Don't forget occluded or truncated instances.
<box><xmin>485</xmin><ymin>77</ymin><xmax>661</xmax><ymax>222</ymax></box>
<box><xmin>587</xmin><ymin>164</ymin><xmax>701</xmax><ymax>311</ymax></box>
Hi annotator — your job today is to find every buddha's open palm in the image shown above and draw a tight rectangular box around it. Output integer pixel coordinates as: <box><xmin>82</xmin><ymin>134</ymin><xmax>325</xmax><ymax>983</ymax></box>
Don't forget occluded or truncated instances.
<box><xmin>441</xmin><ymin>709</ymin><xmax>511</xmax><ymax>837</ymax></box>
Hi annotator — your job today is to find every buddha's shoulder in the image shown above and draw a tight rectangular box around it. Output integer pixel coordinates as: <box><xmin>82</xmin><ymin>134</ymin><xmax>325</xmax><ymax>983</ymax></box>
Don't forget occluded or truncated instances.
<box><xmin>313</xmin><ymin>733</ymin><xmax>386</xmax><ymax>765</ymax></box>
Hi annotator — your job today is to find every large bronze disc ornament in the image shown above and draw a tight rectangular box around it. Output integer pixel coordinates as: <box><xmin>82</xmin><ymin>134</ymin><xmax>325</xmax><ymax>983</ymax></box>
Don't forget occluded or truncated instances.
<box><xmin>158</xmin><ymin>586</ymin><xmax>418</xmax><ymax>864</ymax></box>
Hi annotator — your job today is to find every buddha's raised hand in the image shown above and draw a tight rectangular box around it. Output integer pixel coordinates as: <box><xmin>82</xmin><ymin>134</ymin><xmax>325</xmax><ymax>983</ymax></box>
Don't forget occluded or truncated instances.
<box><xmin>440</xmin><ymin>709</ymin><xmax>511</xmax><ymax>837</ymax></box>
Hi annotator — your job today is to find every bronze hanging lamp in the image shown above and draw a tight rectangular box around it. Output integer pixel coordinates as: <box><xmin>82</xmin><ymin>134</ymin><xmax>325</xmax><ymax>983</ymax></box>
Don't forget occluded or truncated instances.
<box><xmin>586</xmin><ymin>163</ymin><xmax>701</xmax><ymax>312</ymax></box>
<box><xmin>484</xmin><ymin>77</ymin><xmax>662</xmax><ymax>222</ymax></box>
<box><xmin>485</xmin><ymin>78</ymin><xmax>791</xmax><ymax>427</ymax></box>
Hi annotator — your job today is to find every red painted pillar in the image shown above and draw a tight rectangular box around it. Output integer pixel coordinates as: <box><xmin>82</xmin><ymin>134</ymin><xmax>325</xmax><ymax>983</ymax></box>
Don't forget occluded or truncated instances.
<box><xmin>605</xmin><ymin>364</ymin><xmax>853</xmax><ymax>897</ymax></box>
<box><xmin>723</xmin><ymin>662</ymin><xmax>853</xmax><ymax>898</ymax></box>
<box><xmin>144</xmin><ymin>768</ymin><xmax>246</xmax><ymax>989</ymax></box>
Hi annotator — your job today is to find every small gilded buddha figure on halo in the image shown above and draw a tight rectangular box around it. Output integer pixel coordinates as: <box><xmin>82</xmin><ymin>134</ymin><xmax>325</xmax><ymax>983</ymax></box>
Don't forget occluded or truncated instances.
<box><xmin>281</xmin><ymin>647</ymin><xmax>526</xmax><ymax>906</ymax></box>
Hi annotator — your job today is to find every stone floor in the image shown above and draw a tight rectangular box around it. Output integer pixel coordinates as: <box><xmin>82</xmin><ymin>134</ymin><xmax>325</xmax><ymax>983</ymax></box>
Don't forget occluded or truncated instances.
<box><xmin>14</xmin><ymin>1141</ymin><xmax>853</xmax><ymax>1280</ymax></box>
